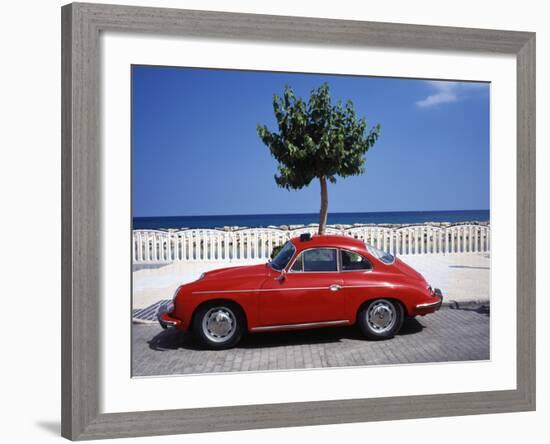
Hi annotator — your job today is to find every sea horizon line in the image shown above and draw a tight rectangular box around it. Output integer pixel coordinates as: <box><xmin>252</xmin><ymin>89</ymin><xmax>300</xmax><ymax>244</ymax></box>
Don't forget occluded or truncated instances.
<box><xmin>133</xmin><ymin>209</ymin><xmax>490</xmax><ymax>219</ymax></box>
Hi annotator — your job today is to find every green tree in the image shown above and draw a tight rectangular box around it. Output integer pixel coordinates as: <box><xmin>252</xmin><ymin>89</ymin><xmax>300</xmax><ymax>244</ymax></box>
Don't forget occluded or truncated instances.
<box><xmin>257</xmin><ymin>83</ymin><xmax>380</xmax><ymax>235</ymax></box>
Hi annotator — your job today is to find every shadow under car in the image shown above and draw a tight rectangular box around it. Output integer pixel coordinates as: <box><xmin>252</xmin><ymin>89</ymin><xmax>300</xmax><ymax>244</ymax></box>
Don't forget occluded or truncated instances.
<box><xmin>146</xmin><ymin>316</ymin><xmax>425</xmax><ymax>351</ymax></box>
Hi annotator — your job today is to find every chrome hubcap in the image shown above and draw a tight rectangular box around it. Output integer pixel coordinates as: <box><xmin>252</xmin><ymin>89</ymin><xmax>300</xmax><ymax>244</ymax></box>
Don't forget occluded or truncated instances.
<box><xmin>367</xmin><ymin>300</ymin><xmax>396</xmax><ymax>333</ymax></box>
<box><xmin>202</xmin><ymin>307</ymin><xmax>236</xmax><ymax>343</ymax></box>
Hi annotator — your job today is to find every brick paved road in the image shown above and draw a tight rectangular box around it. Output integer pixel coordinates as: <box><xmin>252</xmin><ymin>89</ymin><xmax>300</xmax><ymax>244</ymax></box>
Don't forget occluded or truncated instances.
<box><xmin>132</xmin><ymin>306</ymin><xmax>489</xmax><ymax>377</ymax></box>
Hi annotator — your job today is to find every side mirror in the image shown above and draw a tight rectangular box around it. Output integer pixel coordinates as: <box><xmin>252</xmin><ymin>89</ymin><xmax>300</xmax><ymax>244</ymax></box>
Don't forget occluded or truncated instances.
<box><xmin>275</xmin><ymin>269</ymin><xmax>286</xmax><ymax>282</ymax></box>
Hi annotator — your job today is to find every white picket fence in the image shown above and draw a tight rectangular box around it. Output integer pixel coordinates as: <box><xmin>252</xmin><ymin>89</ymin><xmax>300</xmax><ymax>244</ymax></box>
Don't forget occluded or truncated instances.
<box><xmin>132</xmin><ymin>224</ymin><xmax>490</xmax><ymax>264</ymax></box>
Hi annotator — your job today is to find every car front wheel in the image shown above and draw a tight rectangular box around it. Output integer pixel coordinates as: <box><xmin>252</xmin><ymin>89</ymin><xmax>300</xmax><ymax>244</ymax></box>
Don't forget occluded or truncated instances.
<box><xmin>193</xmin><ymin>302</ymin><xmax>244</xmax><ymax>349</ymax></box>
<box><xmin>358</xmin><ymin>299</ymin><xmax>404</xmax><ymax>340</ymax></box>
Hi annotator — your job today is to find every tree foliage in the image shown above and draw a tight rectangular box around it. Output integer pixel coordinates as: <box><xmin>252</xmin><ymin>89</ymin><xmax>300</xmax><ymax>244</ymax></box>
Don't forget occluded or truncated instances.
<box><xmin>257</xmin><ymin>83</ymin><xmax>380</xmax><ymax>234</ymax></box>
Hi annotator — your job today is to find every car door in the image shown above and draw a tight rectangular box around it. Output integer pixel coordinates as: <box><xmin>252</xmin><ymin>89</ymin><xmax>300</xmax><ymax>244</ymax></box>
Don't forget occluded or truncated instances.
<box><xmin>338</xmin><ymin>249</ymin><xmax>377</xmax><ymax>316</ymax></box>
<box><xmin>259</xmin><ymin>247</ymin><xmax>345</xmax><ymax>326</ymax></box>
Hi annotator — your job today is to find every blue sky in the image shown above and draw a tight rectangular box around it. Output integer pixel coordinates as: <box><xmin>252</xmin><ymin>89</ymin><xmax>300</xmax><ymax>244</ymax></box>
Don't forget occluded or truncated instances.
<box><xmin>132</xmin><ymin>66</ymin><xmax>489</xmax><ymax>217</ymax></box>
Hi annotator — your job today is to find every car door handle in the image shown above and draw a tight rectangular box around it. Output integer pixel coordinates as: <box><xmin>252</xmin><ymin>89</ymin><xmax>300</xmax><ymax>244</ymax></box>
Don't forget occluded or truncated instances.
<box><xmin>329</xmin><ymin>284</ymin><xmax>342</xmax><ymax>292</ymax></box>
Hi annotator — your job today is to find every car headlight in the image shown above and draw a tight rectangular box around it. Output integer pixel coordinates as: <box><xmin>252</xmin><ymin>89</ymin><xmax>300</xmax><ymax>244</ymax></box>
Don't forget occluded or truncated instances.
<box><xmin>159</xmin><ymin>300</ymin><xmax>174</xmax><ymax>315</ymax></box>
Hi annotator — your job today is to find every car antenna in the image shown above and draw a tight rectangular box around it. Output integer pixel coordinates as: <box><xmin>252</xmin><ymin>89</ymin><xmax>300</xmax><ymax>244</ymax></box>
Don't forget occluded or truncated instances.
<box><xmin>300</xmin><ymin>233</ymin><xmax>312</xmax><ymax>242</ymax></box>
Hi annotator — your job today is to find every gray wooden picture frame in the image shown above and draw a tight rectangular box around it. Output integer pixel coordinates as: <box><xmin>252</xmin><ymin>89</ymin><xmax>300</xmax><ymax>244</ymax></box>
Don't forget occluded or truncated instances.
<box><xmin>61</xmin><ymin>2</ymin><xmax>536</xmax><ymax>440</ymax></box>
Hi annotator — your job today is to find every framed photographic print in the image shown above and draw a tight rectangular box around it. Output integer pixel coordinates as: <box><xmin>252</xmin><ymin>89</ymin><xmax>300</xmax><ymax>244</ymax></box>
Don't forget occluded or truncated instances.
<box><xmin>61</xmin><ymin>2</ymin><xmax>535</xmax><ymax>440</ymax></box>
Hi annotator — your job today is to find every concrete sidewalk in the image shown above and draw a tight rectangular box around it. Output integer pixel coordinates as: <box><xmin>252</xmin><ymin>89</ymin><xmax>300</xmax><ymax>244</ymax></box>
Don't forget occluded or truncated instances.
<box><xmin>132</xmin><ymin>253</ymin><xmax>490</xmax><ymax>310</ymax></box>
<box><xmin>401</xmin><ymin>253</ymin><xmax>490</xmax><ymax>307</ymax></box>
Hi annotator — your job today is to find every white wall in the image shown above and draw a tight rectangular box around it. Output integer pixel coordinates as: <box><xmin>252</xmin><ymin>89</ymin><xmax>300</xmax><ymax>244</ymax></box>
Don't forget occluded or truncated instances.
<box><xmin>0</xmin><ymin>1</ymin><xmax>546</xmax><ymax>443</ymax></box>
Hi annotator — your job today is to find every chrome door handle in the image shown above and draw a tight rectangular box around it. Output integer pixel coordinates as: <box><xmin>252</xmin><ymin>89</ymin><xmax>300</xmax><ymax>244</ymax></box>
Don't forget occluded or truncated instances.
<box><xmin>329</xmin><ymin>284</ymin><xmax>342</xmax><ymax>291</ymax></box>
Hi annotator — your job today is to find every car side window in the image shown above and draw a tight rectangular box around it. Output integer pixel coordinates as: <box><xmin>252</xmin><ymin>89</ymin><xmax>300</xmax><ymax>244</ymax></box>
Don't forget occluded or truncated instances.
<box><xmin>341</xmin><ymin>250</ymin><xmax>372</xmax><ymax>271</ymax></box>
<box><xmin>290</xmin><ymin>253</ymin><xmax>303</xmax><ymax>272</ymax></box>
<box><xmin>301</xmin><ymin>248</ymin><xmax>338</xmax><ymax>272</ymax></box>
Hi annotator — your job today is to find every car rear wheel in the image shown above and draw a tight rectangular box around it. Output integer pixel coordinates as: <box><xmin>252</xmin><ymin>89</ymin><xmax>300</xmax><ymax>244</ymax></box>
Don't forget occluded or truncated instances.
<box><xmin>193</xmin><ymin>302</ymin><xmax>244</xmax><ymax>349</ymax></box>
<box><xmin>358</xmin><ymin>299</ymin><xmax>404</xmax><ymax>340</ymax></box>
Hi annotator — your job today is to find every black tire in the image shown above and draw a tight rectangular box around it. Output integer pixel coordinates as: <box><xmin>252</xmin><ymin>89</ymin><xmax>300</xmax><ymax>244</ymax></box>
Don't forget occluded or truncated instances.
<box><xmin>193</xmin><ymin>301</ymin><xmax>245</xmax><ymax>350</ymax></box>
<box><xmin>358</xmin><ymin>298</ymin><xmax>404</xmax><ymax>340</ymax></box>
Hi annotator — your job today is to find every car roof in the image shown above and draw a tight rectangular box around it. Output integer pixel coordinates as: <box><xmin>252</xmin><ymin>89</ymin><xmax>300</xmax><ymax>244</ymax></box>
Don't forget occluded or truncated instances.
<box><xmin>290</xmin><ymin>234</ymin><xmax>365</xmax><ymax>250</ymax></box>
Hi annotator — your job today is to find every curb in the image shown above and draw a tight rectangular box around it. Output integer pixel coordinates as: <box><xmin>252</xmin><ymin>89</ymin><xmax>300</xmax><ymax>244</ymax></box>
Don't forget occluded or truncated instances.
<box><xmin>132</xmin><ymin>300</ymin><xmax>170</xmax><ymax>324</ymax></box>
<box><xmin>442</xmin><ymin>299</ymin><xmax>490</xmax><ymax>309</ymax></box>
<box><xmin>132</xmin><ymin>317</ymin><xmax>158</xmax><ymax>325</ymax></box>
<box><xmin>132</xmin><ymin>301</ymin><xmax>492</xmax><ymax>325</ymax></box>
<box><xmin>132</xmin><ymin>299</ymin><xmax>492</xmax><ymax>325</ymax></box>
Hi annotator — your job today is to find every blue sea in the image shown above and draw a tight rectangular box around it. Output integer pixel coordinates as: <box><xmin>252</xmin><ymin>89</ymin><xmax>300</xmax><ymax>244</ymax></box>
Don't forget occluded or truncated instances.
<box><xmin>133</xmin><ymin>210</ymin><xmax>490</xmax><ymax>230</ymax></box>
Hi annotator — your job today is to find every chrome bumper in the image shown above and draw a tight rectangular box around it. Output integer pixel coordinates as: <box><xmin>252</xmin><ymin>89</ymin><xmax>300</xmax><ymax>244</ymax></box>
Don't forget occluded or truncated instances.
<box><xmin>416</xmin><ymin>288</ymin><xmax>443</xmax><ymax>311</ymax></box>
<box><xmin>157</xmin><ymin>301</ymin><xmax>181</xmax><ymax>329</ymax></box>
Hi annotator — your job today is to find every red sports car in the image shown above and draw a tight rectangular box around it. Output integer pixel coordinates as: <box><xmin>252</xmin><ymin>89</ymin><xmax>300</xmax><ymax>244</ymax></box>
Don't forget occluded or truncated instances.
<box><xmin>158</xmin><ymin>234</ymin><xmax>443</xmax><ymax>349</ymax></box>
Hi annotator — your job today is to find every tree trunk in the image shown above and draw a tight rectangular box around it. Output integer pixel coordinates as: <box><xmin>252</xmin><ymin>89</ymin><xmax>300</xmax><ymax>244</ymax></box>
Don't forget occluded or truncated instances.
<box><xmin>318</xmin><ymin>176</ymin><xmax>328</xmax><ymax>235</ymax></box>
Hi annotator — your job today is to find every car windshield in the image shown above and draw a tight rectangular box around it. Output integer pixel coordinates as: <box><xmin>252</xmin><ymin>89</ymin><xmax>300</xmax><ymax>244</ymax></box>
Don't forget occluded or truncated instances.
<box><xmin>270</xmin><ymin>241</ymin><xmax>296</xmax><ymax>271</ymax></box>
<box><xmin>366</xmin><ymin>244</ymin><xmax>395</xmax><ymax>265</ymax></box>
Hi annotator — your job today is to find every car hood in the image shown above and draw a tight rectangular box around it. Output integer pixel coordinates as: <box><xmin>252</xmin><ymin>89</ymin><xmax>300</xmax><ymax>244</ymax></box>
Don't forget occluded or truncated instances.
<box><xmin>392</xmin><ymin>257</ymin><xmax>427</xmax><ymax>283</ymax></box>
<box><xmin>202</xmin><ymin>263</ymin><xmax>269</xmax><ymax>281</ymax></box>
